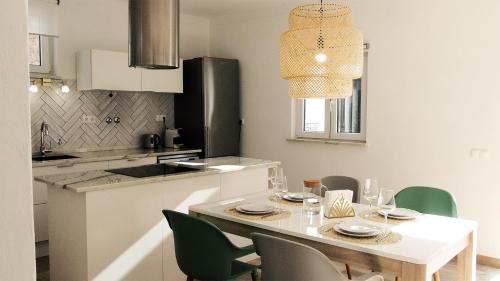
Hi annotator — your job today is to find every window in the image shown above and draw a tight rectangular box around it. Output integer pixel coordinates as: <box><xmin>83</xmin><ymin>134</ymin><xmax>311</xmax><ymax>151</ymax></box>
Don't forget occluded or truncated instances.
<box><xmin>29</xmin><ymin>34</ymin><xmax>52</xmax><ymax>73</ymax></box>
<box><xmin>295</xmin><ymin>50</ymin><xmax>368</xmax><ymax>142</ymax></box>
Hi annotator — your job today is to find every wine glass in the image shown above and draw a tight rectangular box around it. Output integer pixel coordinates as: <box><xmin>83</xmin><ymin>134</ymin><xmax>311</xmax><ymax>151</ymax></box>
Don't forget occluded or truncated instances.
<box><xmin>276</xmin><ymin>176</ymin><xmax>288</xmax><ymax>208</ymax></box>
<box><xmin>270</xmin><ymin>167</ymin><xmax>284</xmax><ymax>190</ymax></box>
<box><xmin>363</xmin><ymin>179</ymin><xmax>379</xmax><ymax>216</ymax></box>
<box><xmin>377</xmin><ymin>188</ymin><xmax>396</xmax><ymax>234</ymax></box>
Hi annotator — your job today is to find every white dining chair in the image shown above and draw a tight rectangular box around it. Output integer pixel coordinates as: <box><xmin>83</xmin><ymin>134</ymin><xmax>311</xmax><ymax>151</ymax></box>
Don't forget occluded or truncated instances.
<box><xmin>251</xmin><ymin>233</ymin><xmax>384</xmax><ymax>281</ymax></box>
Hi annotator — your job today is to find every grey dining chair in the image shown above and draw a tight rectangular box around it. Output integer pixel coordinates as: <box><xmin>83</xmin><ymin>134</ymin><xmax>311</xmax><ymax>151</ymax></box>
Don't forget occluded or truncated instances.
<box><xmin>321</xmin><ymin>176</ymin><xmax>360</xmax><ymax>203</ymax></box>
<box><xmin>251</xmin><ymin>233</ymin><xmax>384</xmax><ymax>281</ymax></box>
<box><xmin>320</xmin><ymin>175</ymin><xmax>360</xmax><ymax>279</ymax></box>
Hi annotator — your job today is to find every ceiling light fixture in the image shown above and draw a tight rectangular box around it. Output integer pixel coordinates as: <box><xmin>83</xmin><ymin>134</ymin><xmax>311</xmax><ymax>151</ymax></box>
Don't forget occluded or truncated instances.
<box><xmin>28</xmin><ymin>77</ymin><xmax>71</xmax><ymax>94</ymax></box>
<box><xmin>280</xmin><ymin>1</ymin><xmax>364</xmax><ymax>99</ymax></box>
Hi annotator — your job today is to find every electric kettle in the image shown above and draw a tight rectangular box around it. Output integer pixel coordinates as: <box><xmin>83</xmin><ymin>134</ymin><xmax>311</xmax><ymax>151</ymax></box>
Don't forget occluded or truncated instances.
<box><xmin>142</xmin><ymin>134</ymin><xmax>161</xmax><ymax>149</ymax></box>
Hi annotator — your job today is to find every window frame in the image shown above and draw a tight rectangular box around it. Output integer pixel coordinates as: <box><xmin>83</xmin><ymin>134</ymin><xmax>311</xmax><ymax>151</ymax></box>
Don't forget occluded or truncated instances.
<box><xmin>29</xmin><ymin>34</ymin><xmax>52</xmax><ymax>74</ymax></box>
<box><xmin>294</xmin><ymin>49</ymin><xmax>368</xmax><ymax>142</ymax></box>
<box><xmin>295</xmin><ymin>98</ymin><xmax>331</xmax><ymax>139</ymax></box>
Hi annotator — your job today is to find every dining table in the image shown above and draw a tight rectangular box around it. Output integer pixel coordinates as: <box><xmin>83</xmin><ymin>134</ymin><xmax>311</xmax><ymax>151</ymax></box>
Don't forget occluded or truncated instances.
<box><xmin>189</xmin><ymin>192</ymin><xmax>477</xmax><ymax>281</ymax></box>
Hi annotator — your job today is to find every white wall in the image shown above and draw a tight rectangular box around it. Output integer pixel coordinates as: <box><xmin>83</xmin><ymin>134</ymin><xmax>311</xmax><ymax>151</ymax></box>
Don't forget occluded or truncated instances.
<box><xmin>210</xmin><ymin>0</ymin><xmax>500</xmax><ymax>258</ymax></box>
<box><xmin>0</xmin><ymin>0</ymin><xmax>36</xmax><ymax>280</ymax></box>
<box><xmin>33</xmin><ymin>0</ymin><xmax>210</xmax><ymax>78</ymax></box>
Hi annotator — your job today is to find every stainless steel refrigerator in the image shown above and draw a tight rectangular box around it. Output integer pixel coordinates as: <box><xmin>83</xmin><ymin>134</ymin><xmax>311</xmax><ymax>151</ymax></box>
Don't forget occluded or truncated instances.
<box><xmin>175</xmin><ymin>57</ymin><xmax>240</xmax><ymax>158</ymax></box>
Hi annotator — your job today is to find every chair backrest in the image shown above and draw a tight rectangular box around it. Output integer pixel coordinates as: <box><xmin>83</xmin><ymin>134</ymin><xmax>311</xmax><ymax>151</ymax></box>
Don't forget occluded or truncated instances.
<box><xmin>395</xmin><ymin>186</ymin><xmax>458</xmax><ymax>218</ymax></box>
<box><xmin>163</xmin><ymin>210</ymin><xmax>238</xmax><ymax>280</ymax></box>
<box><xmin>251</xmin><ymin>233</ymin><xmax>348</xmax><ymax>281</ymax></box>
<box><xmin>320</xmin><ymin>176</ymin><xmax>360</xmax><ymax>203</ymax></box>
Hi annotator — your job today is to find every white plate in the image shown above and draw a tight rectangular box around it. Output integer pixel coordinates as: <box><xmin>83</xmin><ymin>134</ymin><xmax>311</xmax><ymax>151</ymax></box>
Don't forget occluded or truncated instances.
<box><xmin>378</xmin><ymin>208</ymin><xmax>420</xmax><ymax>220</ymax></box>
<box><xmin>236</xmin><ymin>203</ymin><xmax>275</xmax><ymax>214</ymax></box>
<box><xmin>287</xmin><ymin>192</ymin><xmax>315</xmax><ymax>200</ymax></box>
<box><xmin>338</xmin><ymin>221</ymin><xmax>380</xmax><ymax>235</ymax></box>
<box><xmin>333</xmin><ymin>224</ymin><xmax>381</xmax><ymax>238</ymax></box>
<box><xmin>282</xmin><ymin>194</ymin><xmax>303</xmax><ymax>202</ymax></box>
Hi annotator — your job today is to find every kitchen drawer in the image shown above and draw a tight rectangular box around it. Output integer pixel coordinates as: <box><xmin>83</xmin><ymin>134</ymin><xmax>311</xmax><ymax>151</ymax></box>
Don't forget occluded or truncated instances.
<box><xmin>33</xmin><ymin>179</ymin><xmax>48</xmax><ymax>204</ymax></box>
<box><xmin>34</xmin><ymin>204</ymin><xmax>48</xmax><ymax>242</ymax></box>
<box><xmin>108</xmin><ymin>156</ymin><xmax>157</xmax><ymax>169</ymax></box>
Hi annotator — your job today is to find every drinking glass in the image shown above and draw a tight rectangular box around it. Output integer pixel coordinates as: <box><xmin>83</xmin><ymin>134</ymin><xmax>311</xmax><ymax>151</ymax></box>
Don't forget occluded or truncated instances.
<box><xmin>302</xmin><ymin>180</ymin><xmax>325</xmax><ymax>215</ymax></box>
<box><xmin>377</xmin><ymin>188</ymin><xmax>396</xmax><ymax>233</ymax></box>
<box><xmin>363</xmin><ymin>178</ymin><xmax>379</xmax><ymax>216</ymax></box>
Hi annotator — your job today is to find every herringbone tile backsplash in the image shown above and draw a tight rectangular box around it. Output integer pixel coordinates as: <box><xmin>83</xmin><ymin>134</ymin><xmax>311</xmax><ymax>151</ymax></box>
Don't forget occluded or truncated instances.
<box><xmin>30</xmin><ymin>80</ymin><xmax>174</xmax><ymax>152</ymax></box>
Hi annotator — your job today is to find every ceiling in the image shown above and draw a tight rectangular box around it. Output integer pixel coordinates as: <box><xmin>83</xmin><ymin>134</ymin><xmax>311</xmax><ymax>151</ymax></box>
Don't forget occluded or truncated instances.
<box><xmin>180</xmin><ymin>0</ymin><xmax>296</xmax><ymax>18</ymax></box>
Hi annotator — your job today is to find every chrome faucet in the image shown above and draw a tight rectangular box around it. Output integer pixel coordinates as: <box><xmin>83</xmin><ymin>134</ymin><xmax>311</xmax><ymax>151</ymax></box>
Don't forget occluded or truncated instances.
<box><xmin>40</xmin><ymin>121</ymin><xmax>52</xmax><ymax>154</ymax></box>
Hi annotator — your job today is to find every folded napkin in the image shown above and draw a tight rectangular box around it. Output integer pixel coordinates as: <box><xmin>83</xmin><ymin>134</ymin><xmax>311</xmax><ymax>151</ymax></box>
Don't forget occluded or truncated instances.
<box><xmin>324</xmin><ymin>190</ymin><xmax>355</xmax><ymax>218</ymax></box>
<box><xmin>325</xmin><ymin>190</ymin><xmax>354</xmax><ymax>207</ymax></box>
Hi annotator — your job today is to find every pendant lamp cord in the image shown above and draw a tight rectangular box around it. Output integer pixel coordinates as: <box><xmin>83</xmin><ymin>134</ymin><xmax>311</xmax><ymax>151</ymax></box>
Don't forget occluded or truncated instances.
<box><xmin>318</xmin><ymin>0</ymin><xmax>325</xmax><ymax>50</ymax></box>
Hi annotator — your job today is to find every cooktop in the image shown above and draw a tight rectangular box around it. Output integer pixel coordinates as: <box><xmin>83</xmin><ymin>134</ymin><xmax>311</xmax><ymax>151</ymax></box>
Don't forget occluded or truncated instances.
<box><xmin>106</xmin><ymin>163</ymin><xmax>200</xmax><ymax>178</ymax></box>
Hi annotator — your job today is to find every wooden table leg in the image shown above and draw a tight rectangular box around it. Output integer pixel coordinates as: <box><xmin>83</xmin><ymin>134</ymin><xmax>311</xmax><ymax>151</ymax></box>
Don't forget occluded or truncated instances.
<box><xmin>401</xmin><ymin>262</ymin><xmax>431</xmax><ymax>281</ymax></box>
<box><xmin>457</xmin><ymin>231</ymin><xmax>477</xmax><ymax>281</ymax></box>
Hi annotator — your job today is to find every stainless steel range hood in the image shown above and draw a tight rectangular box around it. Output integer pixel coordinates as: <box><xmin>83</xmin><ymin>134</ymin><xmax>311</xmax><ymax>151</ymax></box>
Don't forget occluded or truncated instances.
<box><xmin>129</xmin><ymin>0</ymin><xmax>179</xmax><ymax>69</ymax></box>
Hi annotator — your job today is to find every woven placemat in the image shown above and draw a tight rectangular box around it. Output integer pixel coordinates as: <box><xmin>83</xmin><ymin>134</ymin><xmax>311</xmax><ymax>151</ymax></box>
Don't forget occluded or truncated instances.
<box><xmin>224</xmin><ymin>207</ymin><xmax>291</xmax><ymax>221</ymax></box>
<box><xmin>319</xmin><ymin>222</ymin><xmax>402</xmax><ymax>245</ymax></box>
<box><xmin>358</xmin><ymin>210</ymin><xmax>416</xmax><ymax>225</ymax></box>
<box><xmin>268</xmin><ymin>195</ymin><xmax>303</xmax><ymax>206</ymax></box>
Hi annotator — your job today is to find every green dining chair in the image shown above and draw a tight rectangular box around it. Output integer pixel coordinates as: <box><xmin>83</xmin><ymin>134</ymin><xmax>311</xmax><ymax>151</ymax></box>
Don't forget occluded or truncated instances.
<box><xmin>163</xmin><ymin>210</ymin><xmax>258</xmax><ymax>281</ymax></box>
<box><xmin>394</xmin><ymin>186</ymin><xmax>458</xmax><ymax>281</ymax></box>
<box><xmin>395</xmin><ymin>186</ymin><xmax>458</xmax><ymax>218</ymax></box>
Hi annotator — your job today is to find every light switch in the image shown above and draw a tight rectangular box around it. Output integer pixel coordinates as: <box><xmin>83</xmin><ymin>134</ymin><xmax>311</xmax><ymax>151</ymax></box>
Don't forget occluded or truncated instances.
<box><xmin>156</xmin><ymin>115</ymin><xmax>166</xmax><ymax>122</ymax></box>
<box><xmin>81</xmin><ymin>115</ymin><xmax>97</xmax><ymax>124</ymax></box>
<box><xmin>470</xmin><ymin>148</ymin><xmax>490</xmax><ymax>159</ymax></box>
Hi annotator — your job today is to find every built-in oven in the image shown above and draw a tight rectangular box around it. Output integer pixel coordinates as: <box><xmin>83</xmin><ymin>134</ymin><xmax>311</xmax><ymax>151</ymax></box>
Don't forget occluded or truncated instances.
<box><xmin>157</xmin><ymin>153</ymin><xmax>199</xmax><ymax>164</ymax></box>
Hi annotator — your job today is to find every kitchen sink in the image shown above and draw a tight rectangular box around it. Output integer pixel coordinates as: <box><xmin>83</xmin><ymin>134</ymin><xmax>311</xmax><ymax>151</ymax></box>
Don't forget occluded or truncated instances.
<box><xmin>32</xmin><ymin>154</ymin><xmax>79</xmax><ymax>161</ymax></box>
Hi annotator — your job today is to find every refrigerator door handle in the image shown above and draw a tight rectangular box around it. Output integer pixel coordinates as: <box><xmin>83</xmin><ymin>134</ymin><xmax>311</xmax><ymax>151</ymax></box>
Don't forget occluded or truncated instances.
<box><xmin>204</xmin><ymin>126</ymin><xmax>210</xmax><ymax>157</ymax></box>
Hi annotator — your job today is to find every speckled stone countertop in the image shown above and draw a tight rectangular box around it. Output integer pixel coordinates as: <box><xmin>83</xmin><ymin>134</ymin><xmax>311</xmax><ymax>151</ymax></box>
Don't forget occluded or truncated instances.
<box><xmin>35</xmin><ymin>157</ymin><xmax>280</xmax><ymax>193</ymax></box>
<box><xmin>31</xmin><ymin>147</ymin><xmax>202</xmax><ymax>168</ymax></box>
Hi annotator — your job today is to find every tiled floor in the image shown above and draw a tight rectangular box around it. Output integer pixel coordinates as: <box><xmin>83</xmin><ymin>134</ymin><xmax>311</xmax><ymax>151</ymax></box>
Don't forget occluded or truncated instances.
<box><xmin>37</xmin><ymin>256</ymin><xmax>500</xmax><ymax>281</ymax></box>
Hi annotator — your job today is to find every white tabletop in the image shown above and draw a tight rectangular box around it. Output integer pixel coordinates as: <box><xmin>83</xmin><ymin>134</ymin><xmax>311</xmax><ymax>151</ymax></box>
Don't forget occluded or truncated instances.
<box><xmin>189</xmin><ymin>192</ymin><xmax>477</xmax><ymax>265</ymax></box>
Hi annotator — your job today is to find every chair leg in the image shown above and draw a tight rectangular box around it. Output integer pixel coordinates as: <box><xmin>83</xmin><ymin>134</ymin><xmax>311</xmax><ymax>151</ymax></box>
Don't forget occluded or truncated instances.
<box><xmin>186</xmin><ymin>277</ymin><xmax>194</xmax><ymax>281</ymax></box>
<box><xmin>345</xmin><ymin>264</ymin><xmax>352</xmax><ymax>280</ymax></box>
<box><xmin>251</xmin><ymin>269</ymin><xmax>258</xmax><ymax>281</ymax></box>
<box><xmin>433</xmin><ymin>272</ymin><xmax>440</xmax><ymax>281</ymax></box>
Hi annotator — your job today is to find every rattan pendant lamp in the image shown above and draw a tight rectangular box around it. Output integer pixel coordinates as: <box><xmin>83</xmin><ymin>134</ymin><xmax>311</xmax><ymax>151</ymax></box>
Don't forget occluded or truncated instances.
<box><xmin>280</xmin><ymin>0</ymin><xmax>364</xmax><ymax>99</ymax></box>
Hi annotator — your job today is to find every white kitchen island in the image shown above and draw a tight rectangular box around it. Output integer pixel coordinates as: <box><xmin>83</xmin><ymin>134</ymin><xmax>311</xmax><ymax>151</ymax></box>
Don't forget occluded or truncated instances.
<box><xmin>35</xmin><ymin>157</ymin><xmax>278</xmax><ymax>281</ymax></box>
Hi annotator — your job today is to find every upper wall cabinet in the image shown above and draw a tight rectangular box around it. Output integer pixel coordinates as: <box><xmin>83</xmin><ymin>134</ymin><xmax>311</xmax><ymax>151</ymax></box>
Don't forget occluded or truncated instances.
<box><xmin>77</xmin><ymin>49</ymin><xmax>142</xmax><ymax>92</ymax></box>
<box><xmin>142</xmin><ymin>66</ymin><xmax>183</xmax><ymax>93</ymax></box>
<box><xmin>77</xmin><ymin>49</ymin><xmax>184</xmax><ymax>93</ymax></box>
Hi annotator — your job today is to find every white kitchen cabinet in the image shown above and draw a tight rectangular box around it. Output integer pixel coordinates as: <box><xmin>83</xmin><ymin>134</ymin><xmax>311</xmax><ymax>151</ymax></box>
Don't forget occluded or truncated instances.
<box><xmin>77</xmin><ymin>49</ymin><xmax>142</xmax><ymax>92</ymax></box>
<box><xmin>34</xmin><ymin>204</ymin><xmax>48</xmax><ymax>242</ymax></box>
<box><xmin>33</xmin><ymin>179</ymin><xmax>48</xmax><ymax>205</ymax></box>
<box><xmin>32</xmin><ymin>160</ymin><xmax>109</xmax><ymax>250</ymax></box>
<box><xmin>108</xmin><ymin>156</ymin><xmax>157</xmax><ymax>169</ymax></box>
<box><xmin>220</xmin><ymin>167</ymin><xmax>269</xmax><ymax>199</ymax></box>
<box><xmin>77</xmin><ymin>49</ymin><xmax>184</xmax><ymax>93</ymax></box>
<box><xmin>49</xmin><ymin>174</ymin><xmax>221</xmax><ymax>281</ymax></box>
<box><xmin>141</xmin><ymin>60</ymin><xmax>184</xmax><ymax>93</ymax></box>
